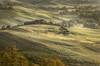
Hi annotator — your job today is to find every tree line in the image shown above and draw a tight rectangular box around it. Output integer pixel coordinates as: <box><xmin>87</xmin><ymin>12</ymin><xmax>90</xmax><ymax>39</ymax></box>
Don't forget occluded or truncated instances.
<box><xmin>0</xmin><ymin>19</ymin><xmax>69</xmax><ymax>35</ymax></box>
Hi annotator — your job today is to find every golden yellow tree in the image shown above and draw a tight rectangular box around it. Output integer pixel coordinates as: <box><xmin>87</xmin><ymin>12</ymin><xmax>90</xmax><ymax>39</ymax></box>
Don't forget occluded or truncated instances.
<box><xmin>40</xmin><ymin>58</ymin><xmax>65</xmax><ymax>66</ymax></box>
<box><xmin>0</xmin><ymin>47</ymin><xmax>29</xmax><ymax>66</ymax></box>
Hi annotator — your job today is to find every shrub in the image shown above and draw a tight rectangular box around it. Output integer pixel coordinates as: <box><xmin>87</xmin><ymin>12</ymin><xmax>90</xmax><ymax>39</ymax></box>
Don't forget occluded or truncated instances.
<box><xmin>1</xmin><ymin>26</ymin><xmax>6</xmax><ymax>30</ymax></box>
<box><xmin>0</xmin><ymin>47</ymin><xmax>36</xmax><ymax>66</ymax></box>
<box><xmin>40</xmin><ymin>58</ymin><xmax>65</xmax><ymax>66</ymax></box>
<box><xmin>6</xmin><ymin>25</ymin><xmax>11</xmax><ymax>29</ymax></box>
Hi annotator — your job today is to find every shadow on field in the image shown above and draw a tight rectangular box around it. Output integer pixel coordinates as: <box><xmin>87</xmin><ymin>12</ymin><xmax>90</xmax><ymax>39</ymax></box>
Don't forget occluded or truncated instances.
<box><xmin>0</xmin><ymin>10</ymin><xmax>17</xmax><ymax>19</ymax></box>
<box><xmin>0</xmin><ymin>32</ymin><xmax>46</xmax><ymax>51</ymax></box>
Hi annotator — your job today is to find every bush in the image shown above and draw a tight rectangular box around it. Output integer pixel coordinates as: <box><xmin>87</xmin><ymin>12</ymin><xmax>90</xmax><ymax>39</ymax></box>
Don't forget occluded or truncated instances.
<box><xmin>1</xmin><ymin>26</ymin><xmax>6</xmax><ymax>30</ymax></box>
<box><xmin>0</xmin><ymin>47</ymin><xmax>36</xmax><ymax>66</ymax></box>
<box><xmin>0</xmin><ymin>47</ymin><xmax>66</xmax><ymax>66</ymax></box>
<box><xmin>6</xmin><ymin>25</ymin><xmax>11</xmax><ymax>29</ymax></box>
<box><xmin>40</xmin><ymin>58</ymin><xmax>65</xmax><ymax>66</ymax></box>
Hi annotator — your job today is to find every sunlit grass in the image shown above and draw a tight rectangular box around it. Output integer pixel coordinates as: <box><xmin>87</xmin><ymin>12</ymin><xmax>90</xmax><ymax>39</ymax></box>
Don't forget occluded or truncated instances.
<box><xmin>0</xmin><ymin>24</ymin><xmax>100</xmax><ymax>65</ymax></box>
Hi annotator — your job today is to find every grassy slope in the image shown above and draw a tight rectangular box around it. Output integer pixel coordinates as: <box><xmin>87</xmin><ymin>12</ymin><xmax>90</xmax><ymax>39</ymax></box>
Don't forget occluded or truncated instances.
<box><xmin>0</xmin><ymin>0</ymin><xmax>100</xmax><ymax>66</ymax></box>
<box><xmin>0</xmin><ymin>6</ymin><xmax>50</xmax><ymax>27</ymax></box>
<box><xmin>0</xmin><ymin>5</ymin><xmax>69</xmax><ymax>28</ymax></box>
<box><xmin>0</xmin><ymin>24</ymin><xmax>100</xmax><ymax>66</ymax></box>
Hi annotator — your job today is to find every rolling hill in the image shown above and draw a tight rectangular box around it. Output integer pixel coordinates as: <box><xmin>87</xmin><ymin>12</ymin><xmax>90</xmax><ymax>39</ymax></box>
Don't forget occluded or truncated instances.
<box><xmin>0</xmin><ymin>0</ymin><xmax>100</xmax><ymax>66</ymax></box>
<box><xmin>0</xmin><ymin>5</ymin><xmax>70</xmax><ymax>28</ymax></box>
<box><xmin>0</xmin><ymin>0</ymin><xmax>99</xmax><ymax>28</ymax></box>
<box><xmin>15</xmin><ymin>0</ymin><xmax>100</xmax><ymax>5</ymax></box>
<box><xmin>0</xmin><ymin>24</ymin><xmax>100</xmax><ymax>66</ymax></box>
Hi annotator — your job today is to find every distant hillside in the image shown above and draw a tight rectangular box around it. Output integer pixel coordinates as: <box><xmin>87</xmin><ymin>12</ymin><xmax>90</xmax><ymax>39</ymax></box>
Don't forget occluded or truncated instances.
<box><xmin>0</xmin><ymin>0</ymin><xmax>99</xmax><ymax>27</ymax></box>
<box><xmin>1</xmin><ymin>0</ymin><xmax>98</xmax><ymax>6</ymax></box>
<box><xmin>15</xmin><ymin>0</ymin><xmax>99</xmax><ymax>5</ymax></box>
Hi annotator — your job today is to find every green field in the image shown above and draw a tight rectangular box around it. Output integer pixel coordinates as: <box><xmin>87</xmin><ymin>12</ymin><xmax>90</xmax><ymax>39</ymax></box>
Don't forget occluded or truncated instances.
<box><xmin>0</xmin><ymin>24</ymin><xmax>100</xmax><ymax>66</ymax></box>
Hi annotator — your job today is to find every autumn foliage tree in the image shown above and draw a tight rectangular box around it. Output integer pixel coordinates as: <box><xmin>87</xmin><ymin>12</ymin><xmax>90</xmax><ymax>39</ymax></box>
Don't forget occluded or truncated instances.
<box><xmin>0</xmin><ymin>47</ymin><xmax>36</xmax><ymax>66</ymax></box>
<box><xmin>40</xmin><ymin>58</ymin><xmax>65</xmax><ymax>66</ymax></box>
